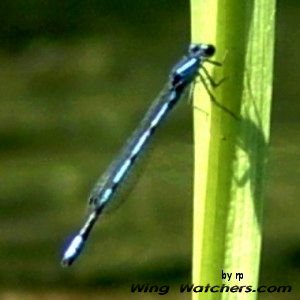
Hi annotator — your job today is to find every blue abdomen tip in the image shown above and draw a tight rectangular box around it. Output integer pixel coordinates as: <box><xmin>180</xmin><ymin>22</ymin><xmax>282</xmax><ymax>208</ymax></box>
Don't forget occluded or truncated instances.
<box><xmin>61</xmin><ymin>235</ymin><xmax>84</xmax><ymax>267</ymax></box>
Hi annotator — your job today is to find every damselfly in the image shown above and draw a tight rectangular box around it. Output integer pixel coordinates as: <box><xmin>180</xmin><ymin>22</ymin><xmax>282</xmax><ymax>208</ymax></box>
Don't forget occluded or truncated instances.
<box><xmin>61</xmin><ymin>43</ymin><xmax>216</xmax><ymax>266</ymax></box>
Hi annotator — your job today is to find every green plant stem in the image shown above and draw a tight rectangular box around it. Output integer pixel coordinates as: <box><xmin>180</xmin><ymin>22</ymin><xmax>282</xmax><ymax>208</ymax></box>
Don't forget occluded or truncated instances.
<box><xmin>191</xmin><ymin>1</ymin><xmax>276</xmax><ymax>300</ymax></box>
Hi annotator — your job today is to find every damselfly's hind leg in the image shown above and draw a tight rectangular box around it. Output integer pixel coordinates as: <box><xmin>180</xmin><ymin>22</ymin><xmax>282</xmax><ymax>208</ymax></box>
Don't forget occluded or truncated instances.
<box><xmin>201</xmin><ymin>66</ymin><xmax>228</xmax><ymax>89</ymax></box>
<box><xmin>198</xmin><ymin>72</ymin><xmax>240</xmax><ymax>121</ymax></box>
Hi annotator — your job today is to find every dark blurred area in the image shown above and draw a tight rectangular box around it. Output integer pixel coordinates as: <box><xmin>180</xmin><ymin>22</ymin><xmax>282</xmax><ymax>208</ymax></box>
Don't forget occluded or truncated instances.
<box><xmin>0</xmin><ymin>0</ymin><xmax>299</xmax><ymax>299</ymax></box>
<box><xmin>0</xmin><ymin>0</ymin><xmax>187</xmax><ymax>53</ymax></box>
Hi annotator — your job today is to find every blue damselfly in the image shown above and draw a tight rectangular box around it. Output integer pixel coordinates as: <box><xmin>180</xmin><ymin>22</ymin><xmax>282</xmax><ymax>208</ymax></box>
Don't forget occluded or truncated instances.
<box><xmin>61</xmin><ymin>43</ymin><xmax>216</xmax><ymax>266</ymax></box>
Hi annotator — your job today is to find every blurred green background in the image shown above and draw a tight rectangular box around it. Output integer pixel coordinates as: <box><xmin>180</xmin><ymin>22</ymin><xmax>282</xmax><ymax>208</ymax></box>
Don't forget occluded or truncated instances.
<box><xmin>0</xmin><ymin>0</ymin><xmax>299</xmax><ymax>299</ymax></box>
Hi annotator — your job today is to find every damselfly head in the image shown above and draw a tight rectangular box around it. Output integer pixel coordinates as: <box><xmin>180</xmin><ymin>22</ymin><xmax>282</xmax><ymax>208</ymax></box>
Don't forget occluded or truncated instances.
<box><xmin>189</xmin><ymin>43</ymin><xmax>215</xmax><ymax>58</ymax></box>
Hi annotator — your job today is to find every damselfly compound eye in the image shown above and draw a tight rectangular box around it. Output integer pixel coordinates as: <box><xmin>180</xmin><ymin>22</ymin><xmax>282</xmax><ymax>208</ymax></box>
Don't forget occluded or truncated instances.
<box><xmin>200</xmin><ymin>44</ymin><xmax>215</xmax><ymax>57</ymax></box>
